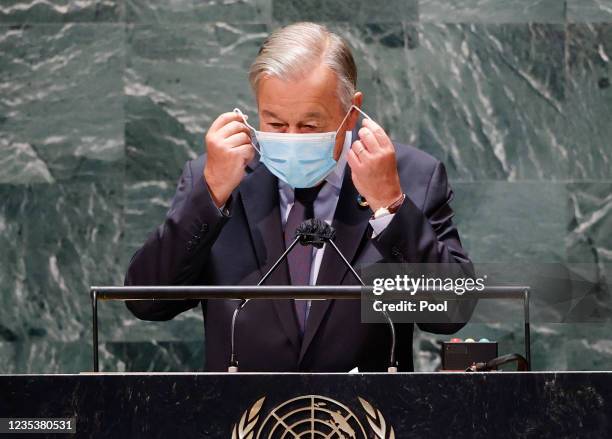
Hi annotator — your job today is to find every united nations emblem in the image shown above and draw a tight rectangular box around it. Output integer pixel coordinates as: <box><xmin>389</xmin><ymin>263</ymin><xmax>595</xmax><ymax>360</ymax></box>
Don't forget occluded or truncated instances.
<box><xmin>231</xmin><ymin>394</ymin><xmax>395</xmax><ymax>438</ymax></box>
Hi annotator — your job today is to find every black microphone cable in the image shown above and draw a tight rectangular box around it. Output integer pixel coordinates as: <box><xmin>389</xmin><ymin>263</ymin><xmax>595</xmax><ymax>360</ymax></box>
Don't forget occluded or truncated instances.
<box><xmin>465</xmin><ymin>353</ymin><xmax>529</xmax><ymax>372</ymax></box>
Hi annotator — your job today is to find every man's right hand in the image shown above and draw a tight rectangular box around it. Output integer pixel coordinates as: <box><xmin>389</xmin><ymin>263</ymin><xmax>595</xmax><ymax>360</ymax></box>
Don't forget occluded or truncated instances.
<box><xmin>203</xmin><ymin>112</ymin><xmax>256</xmax><ymax>207</ymax></box>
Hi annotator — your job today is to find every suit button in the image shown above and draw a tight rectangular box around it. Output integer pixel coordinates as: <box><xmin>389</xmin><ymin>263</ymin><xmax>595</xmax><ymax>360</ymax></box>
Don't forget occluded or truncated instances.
<box><xmin>193</xmin><ymin>234</ymin><xmax>200</xmax><ymax>241</ymax></box>
<box><xmin>391</xmin><ymin>246</ymin><xmax>404</xmax><ymax>261</ymax></box>
<box><xmin>200</xmin><ymin>223</ymin><xmax>209</xmax><ymax>233</ymax></box>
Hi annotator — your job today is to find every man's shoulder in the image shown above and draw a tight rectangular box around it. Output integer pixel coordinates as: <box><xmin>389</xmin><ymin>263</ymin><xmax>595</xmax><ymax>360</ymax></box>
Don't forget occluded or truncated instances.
<box><xmin>392</xmin><ymin>141</ymin><xmax>441</xmax><ymax>178</ymax></box>
<box><xmin>390</xmin><ymin>142</ymin><xmax>449</xmax><ymax>209</ymax></box>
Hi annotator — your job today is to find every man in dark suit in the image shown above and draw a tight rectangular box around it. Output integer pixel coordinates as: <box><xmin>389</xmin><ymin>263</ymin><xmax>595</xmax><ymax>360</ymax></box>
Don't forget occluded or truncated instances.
<box><xmin>125</xmin><ymin>22</ymin><xmax>472</xmax><ymax>372</ymax></box>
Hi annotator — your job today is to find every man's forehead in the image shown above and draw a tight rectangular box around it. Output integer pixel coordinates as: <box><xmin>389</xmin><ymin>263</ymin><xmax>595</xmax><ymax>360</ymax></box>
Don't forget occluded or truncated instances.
<box><xmin>256</xmin><ymin>64</ymin><xmax>343</xmax><ymax>119</ymax></box>
<box><xmin>261</xmin><ymin>109</ymin><xmax>328</xmax><ymax>120</ymax></box>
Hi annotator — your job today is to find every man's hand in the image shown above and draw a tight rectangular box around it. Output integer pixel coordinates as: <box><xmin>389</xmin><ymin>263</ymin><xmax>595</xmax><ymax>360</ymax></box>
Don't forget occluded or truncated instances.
<box><xmin>204</xmin><ymin>112</ymin><xmax>255</xmax><ymax>207</ymax></box>
<box><xmin>347</xmin><ymin>118</ymin><xmax>403</xmax><ymax>212</ymax></box>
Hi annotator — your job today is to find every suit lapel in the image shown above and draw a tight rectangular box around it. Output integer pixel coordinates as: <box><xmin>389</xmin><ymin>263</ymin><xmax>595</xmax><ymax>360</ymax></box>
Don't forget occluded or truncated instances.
<box><xmin>239</xmin><ymin>161</ymin><xmax>301</xmax><ymax>351</ymax></box>
<box><xmin>299</xmin><ymin>165</ymin><xmax>372</xmax><ymax>363</ymax></box>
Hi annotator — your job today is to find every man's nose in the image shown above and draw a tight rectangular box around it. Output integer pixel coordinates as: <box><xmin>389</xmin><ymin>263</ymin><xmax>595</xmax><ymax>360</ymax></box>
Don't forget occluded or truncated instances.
<box><xmin>287</xmin><ymin>126</ymin><xmax>301</xmax><ymax>134</ymax></box>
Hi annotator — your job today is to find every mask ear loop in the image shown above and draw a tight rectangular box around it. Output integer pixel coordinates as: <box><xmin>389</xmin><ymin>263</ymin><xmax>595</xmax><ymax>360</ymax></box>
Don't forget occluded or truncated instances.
<box><xmin>337</xmin><ymin>105</ymin><xmax>373</xmax><ymax>133</ymax></box>
<box><xmin>351</xmin><ymin>105</ymin><xmax>373</xmax><ymax>122</ymax></box>
<box><xmin>233</xmin><ymin>108</ymin><xmax>261</xmax><ymax>154</ymax></box>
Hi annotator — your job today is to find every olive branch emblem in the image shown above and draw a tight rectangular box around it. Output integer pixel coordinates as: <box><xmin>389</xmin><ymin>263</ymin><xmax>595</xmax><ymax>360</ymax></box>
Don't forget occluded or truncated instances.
<box><xmin>358</xmin><ymin>396</ymin><xmax>395</xmax><ymax>439</ymax></box>
<box><xmin>231</xmin><ymin>396</ymin><xmax>265</xmax><ymax>439</ymax></box>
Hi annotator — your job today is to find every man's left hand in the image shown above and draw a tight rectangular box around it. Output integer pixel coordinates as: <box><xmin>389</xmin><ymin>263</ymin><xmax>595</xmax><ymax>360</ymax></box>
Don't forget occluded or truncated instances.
<box><xmin>347</xmin><ymin>118</ymin><xmax>403</xmax><ymax>212</ymax></box>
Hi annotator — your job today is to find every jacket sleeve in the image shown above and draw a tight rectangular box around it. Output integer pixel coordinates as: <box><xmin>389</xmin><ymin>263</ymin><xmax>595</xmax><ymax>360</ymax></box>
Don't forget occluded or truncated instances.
<box><xmin>124</xmin><ymin>158</ymin><xmax>231</xmax><ymax>321</ymax></box>
<box><xmin>372</xmin><ymin>160</ymin><xmax>475</xmax><ymax>334</ymax></box>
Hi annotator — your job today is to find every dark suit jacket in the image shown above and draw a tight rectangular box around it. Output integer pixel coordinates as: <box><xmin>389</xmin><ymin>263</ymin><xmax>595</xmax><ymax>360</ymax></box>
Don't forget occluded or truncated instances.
<box><xmin>124</xmin><ymin>140</ymin><xmax>472</xmax><ymax>372</ymax></box>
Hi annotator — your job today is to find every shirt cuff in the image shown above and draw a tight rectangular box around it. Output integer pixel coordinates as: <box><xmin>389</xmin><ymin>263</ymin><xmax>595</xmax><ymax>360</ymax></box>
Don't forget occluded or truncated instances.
<box><xmin>369</xmin><ymin>213</ymin><xmax>395</xmax><ymax>238</ymax></box>
<box><xmin>206</xmin><ymin>185</ymin><xmax>232</xmax><ymax>217</ymax></box>
<box><xmin>216</xmin><ymin>202</ymin><xmax>230</xmax><ymax>217</ymax></box>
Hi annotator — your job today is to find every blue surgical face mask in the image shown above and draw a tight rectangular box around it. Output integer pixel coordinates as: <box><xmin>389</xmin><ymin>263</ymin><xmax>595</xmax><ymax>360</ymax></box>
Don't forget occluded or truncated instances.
<box><xmin>234</xmin><ymin>105</ymin><xmax>371</xmax><ymax>189</ymax></box>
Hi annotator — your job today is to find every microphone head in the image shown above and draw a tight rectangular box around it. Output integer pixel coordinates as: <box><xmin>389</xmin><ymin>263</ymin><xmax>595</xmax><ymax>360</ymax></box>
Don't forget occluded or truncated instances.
<box><xmin>295</xmin><ymin>219</ymin><xmax>335</xmax><ymax>249</ymax></box>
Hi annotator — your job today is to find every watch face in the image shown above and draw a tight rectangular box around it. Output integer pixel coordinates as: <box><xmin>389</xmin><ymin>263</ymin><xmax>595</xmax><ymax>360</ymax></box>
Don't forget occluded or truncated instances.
<box><xmin>373</xmin><ymin>207</ymin><xmax>390</xmax><ymax>219</ymax></box>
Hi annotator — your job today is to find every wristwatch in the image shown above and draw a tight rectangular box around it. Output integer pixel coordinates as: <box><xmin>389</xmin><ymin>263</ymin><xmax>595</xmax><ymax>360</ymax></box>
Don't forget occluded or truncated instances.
<box><xmin>372</xmin><ymin>193</ymin><xmax>406</xmax><ymax>219</ymax></box>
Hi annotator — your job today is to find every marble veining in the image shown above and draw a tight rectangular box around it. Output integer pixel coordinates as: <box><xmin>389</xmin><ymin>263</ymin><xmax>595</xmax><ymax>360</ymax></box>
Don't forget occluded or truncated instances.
<box><xmin>0</xmin><ymin>1</ymin><xmax>610</xmax><ymax>373</ymax></box>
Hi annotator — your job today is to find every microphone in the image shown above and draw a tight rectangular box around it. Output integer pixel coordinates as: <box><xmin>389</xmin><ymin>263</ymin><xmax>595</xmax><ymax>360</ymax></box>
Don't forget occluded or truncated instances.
<box><xmin>228</xmin><ymin>219</ymin><xmax>398</xmax><ymax>373</ymax></box>
<box><xmin>295</xmin><ymin>218</ymin><xmax>335</xmax><ymax>248</ymax></box>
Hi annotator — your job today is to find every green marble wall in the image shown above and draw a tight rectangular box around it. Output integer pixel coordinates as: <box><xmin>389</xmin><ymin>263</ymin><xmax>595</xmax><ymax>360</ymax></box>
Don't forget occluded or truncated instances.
<box><xmin>0</xmin><ymin>0</ymin><xmax>610</xmax><ymax>373</ymax></box>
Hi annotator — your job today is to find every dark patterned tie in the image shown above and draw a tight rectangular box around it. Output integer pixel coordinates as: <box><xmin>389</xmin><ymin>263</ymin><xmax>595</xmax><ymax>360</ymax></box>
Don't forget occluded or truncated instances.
<box><xmin>284</xmin><ymin>183</ymin><xmax>326</xmax><ymax>335</ymax></box>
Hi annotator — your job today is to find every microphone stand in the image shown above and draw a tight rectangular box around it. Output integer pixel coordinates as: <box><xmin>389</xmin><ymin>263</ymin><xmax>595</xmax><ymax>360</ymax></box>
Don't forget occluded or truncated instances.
<box><xmin>228</xmin><ymin>219</ymin><xmax>398</xmax><ymax>373</ymax></box>
<box><xmin>325</xmin><ymin>239</ymin><xmax>398</xmax><ymax>373</ymax></box>
<box><xmin>228</xmin><ymin>237</ymin><xmax>301</xmax><ymax>372</ymax></box>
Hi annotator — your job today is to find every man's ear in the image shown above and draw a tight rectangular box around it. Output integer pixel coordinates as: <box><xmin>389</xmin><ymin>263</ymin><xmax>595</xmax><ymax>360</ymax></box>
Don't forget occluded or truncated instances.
<box><xmin>346</xmin><ymin>91</ymin><xmax>364</xmax><ymax>131</ymax></box>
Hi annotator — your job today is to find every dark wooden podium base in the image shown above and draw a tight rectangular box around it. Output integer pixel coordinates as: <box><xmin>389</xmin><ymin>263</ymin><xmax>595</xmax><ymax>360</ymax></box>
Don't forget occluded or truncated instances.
<box><xmin>2</xmin><ymin>372</ymin><xmax>610</xmax><ymax>438</ymax></box>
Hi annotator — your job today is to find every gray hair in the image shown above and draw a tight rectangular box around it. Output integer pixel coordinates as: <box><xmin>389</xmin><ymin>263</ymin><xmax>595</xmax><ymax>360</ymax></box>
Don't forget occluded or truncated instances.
<box><xmin>249</xmin><ymin>22</ymin><xmax>357</xmax><ymax>110</ymax></box>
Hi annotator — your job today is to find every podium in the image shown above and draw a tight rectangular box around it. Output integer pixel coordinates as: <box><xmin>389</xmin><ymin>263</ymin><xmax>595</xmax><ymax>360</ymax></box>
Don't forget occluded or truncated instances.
<box><xmin>2</xmin><ymin>372</ymin><xmax>611</xmax><ymax>437</ymax></box>
<box><xmin>5</xmin><ymin>286</ymin><xmax>606</xmax><ymax>437</ymax></box>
